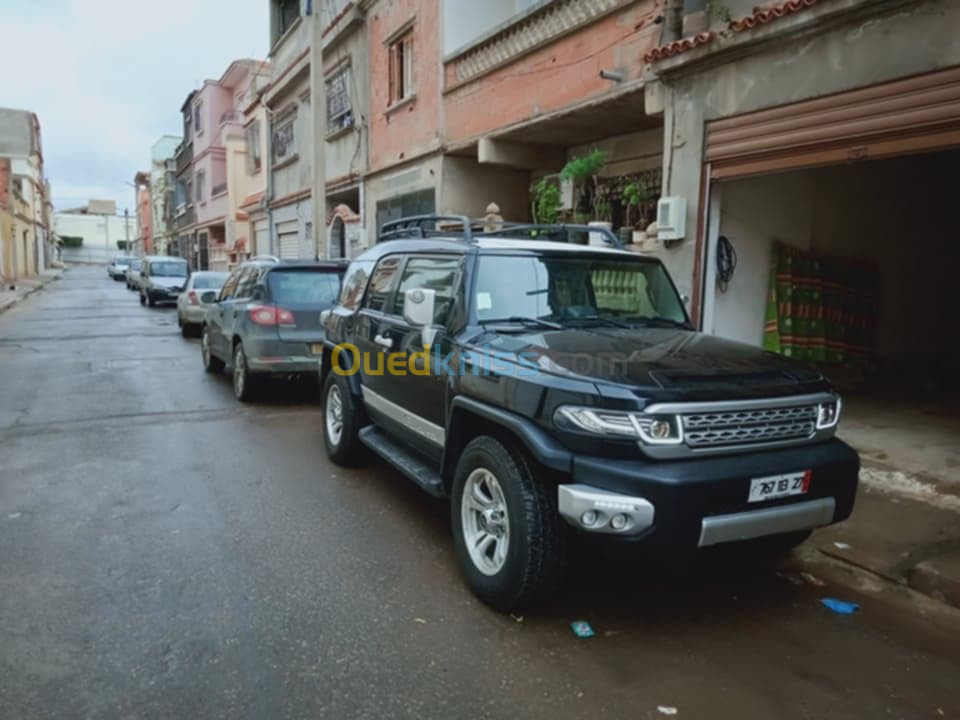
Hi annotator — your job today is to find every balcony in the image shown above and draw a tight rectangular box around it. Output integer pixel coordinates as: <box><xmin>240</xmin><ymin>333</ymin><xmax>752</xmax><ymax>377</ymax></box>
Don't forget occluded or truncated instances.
<box><xmin>444</xmin><ymin>0</ymin><xmax>630</xmax><ymax>89</ymax></box>
<box><xmin>220</xmin><ymin>110</ymin><xmax>242</xmax><ymax>125</ymax></box>
<box><xmin>175</xmin><ymin>141</ymin><xmax>194</xmax><ymax>174</ymax></box>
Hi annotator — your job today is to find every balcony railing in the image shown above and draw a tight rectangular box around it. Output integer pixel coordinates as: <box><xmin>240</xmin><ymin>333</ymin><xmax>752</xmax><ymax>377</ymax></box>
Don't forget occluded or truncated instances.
<box><xmin>211</xmin><ymin>182</ymin><xmax>228</xmax><ymax>197</ymax></box>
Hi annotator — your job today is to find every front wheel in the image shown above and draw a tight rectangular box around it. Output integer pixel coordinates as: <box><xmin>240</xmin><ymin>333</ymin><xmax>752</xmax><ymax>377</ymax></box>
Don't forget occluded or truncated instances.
<box><xmin>322</xmin><ymin>372</ymin><xmax>363</xmax><ymax>465</ymax></box>
<box><xmin>139</xmin><ymin>292</ymin><xmax>145</xmax><ymax>306</ymax></box>
<box><xmin>451</xmin><ymin>437</ymin><xmax>566</xmax><ymax>612</ymax></box>
<box><xmin>201</xmin><ymin>327</ymin><xmax>225</xmax><ymax>373</ymax></box>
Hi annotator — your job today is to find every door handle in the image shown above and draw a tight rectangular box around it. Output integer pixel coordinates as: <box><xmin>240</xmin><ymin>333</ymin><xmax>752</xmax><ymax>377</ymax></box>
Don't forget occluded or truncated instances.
<box><xmin>374</xmin><ymin>334</ymin><xmax>393</xmax><ymax>350</ymax></box>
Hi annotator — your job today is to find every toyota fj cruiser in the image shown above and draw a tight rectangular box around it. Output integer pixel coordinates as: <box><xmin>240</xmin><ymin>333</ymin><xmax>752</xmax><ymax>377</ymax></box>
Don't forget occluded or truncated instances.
<box><xmin>320</xmin><ymin>216</ymin><xmax>859</xmax><ymax>611</ymax></box>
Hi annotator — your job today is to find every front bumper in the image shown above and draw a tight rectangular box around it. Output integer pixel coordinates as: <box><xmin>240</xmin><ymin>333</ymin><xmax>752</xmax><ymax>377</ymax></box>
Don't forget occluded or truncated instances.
<box><xmin>558</xmin><ymin>438</ymin><xmax>859</xmax><ymax>550</ymax></box>
<box><xmin>147</xmin><ymin>287</ymin><xmax>181</xmax><ymax>302</ymax></box>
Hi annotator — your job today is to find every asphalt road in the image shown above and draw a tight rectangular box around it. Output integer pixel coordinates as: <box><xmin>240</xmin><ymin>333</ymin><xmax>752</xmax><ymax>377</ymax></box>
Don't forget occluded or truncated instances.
<box><xmin>1</xmin><ymin>265</ymin><xmax>957</xmax><ymax>720</ymax></box>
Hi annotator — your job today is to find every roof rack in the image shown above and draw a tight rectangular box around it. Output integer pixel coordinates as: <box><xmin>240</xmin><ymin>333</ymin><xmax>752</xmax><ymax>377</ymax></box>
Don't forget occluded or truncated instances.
<box><xmin>379</xmin><ymin>215</ymin><xmax>475</xmax><ymax>243</ymax></box>
<box><xmin>479</xmin><ymin>223</ymin><xmax>624</xmax><ymax>249</ymax></box>
<box><xmin>377</xmin><ymin>216</ymin><xmax>625</xmax><ymax>249</ymax></box>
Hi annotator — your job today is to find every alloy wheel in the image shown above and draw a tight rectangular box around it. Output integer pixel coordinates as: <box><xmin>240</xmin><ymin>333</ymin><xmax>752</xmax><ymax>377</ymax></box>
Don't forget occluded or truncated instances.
<box><xmin>461</xmin><ymin>468</ymin><xmax>510</xmax><ymax>576</ymax></box>
<box><xmin>326</xmin><ymin>384</ymin><xmax>344</xmax><ymax>446</ymax></box>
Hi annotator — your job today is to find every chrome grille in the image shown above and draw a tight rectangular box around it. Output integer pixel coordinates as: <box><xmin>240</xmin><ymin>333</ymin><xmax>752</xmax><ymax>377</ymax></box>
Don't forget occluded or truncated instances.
<box><xmin>682</xmin><ymin>404</ymin><xmax>817</xmax><ymax>449</ymax></box>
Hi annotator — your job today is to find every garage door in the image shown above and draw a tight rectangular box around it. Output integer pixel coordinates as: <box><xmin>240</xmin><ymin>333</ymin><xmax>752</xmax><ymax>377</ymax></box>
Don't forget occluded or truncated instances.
<box><xmin>276</xmin><ymin>221</ymin><xmax>299</xmax><ymax>260</ymax></box>
<box><xmin>706</xmin><ymin>66</ymin><xmax>960</xmax><ymax>179</ymax></box>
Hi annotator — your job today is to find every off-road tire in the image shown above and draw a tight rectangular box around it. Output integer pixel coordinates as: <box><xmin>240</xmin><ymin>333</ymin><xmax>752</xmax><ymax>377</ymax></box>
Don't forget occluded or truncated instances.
<box><xmin>322</xmin><ymin>372</ymin><xmax>364</xmax><ymax>465</ymax></box>
<box><xmin>451</xmin><ymin>436</ymin><xmax>566</xmax><ymax>612</ymax></box>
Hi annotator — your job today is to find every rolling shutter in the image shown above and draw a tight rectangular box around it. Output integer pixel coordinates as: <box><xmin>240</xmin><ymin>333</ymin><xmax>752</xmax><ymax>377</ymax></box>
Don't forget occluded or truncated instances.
<box><xmin>276</xmin><ymin>220</ymin><xmax>299</xmax><ymax>260</ymax></box>
<box><xmin>706</xmin><ymin>66</ymin><xmax>960</xmax><ymax>179</ymax></box>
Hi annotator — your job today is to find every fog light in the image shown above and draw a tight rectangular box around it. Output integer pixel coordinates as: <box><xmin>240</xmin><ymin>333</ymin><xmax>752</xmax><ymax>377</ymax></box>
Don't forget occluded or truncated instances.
<box><xmin>610</xmin><ymin>514</ymin><xmax>628</xmax><ymax>530</ymax></box>
<box><xmin>581</xmin><ymin>510</ymin><xmax>598</xmax><ymax>526</ymax></box>
<box><xmin>649</xmin><ymin>419</ymin><xmax>672</xmax><ymax>439</ymax></box>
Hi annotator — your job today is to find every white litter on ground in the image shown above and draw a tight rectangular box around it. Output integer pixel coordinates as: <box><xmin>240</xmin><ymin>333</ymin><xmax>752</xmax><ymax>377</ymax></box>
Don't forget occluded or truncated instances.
<box><xmin>859</xmin><ymin>467</ymin><xmax>960</xmax><ymax>513</ymax></box>
<box><xmin>657</xmin><ymin>707</ymin><xmax>678</xmax><ymax>715</ymax></box>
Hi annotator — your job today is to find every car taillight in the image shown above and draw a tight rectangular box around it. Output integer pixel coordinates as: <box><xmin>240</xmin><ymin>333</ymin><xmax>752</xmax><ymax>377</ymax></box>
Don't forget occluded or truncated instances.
<box><xmin>249</xmin><ymin>305</ymin><xmax>296</xmax><ymax>326</ymax></box>
<box><xmin>188</xmin><ymin>291</ymin><xmax>199</xmax><ymax>305</ymax></box>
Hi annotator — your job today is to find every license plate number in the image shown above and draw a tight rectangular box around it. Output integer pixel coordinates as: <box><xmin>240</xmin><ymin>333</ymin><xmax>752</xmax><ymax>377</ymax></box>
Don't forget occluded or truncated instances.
<box><xmin>311</xmin><ymin>343</ymin><xmax>324</xmax><ymax>356</ymax></box>
<box><xmin>748</xmin><ymin>470</ymin><xmax>811</xmax><ymax>503</ymax></box>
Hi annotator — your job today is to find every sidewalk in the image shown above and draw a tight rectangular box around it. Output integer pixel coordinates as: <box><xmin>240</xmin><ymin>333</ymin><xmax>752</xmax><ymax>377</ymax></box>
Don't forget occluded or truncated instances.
<box><xmin>793</xmin><ymin>458</ymin><xmax>960</xmax><ymax>610</ymax></box>
<box><xmin>0</xmin><ymin>265</ymin><xmax>66</xmax><ymax>314</ymax></box>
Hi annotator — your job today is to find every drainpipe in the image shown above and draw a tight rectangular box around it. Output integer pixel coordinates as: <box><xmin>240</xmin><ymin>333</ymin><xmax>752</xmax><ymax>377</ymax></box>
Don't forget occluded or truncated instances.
<box><xmin>264</xmin><ymin>105</ymin><xmax>275</xmax><ymax>256</ymax></box>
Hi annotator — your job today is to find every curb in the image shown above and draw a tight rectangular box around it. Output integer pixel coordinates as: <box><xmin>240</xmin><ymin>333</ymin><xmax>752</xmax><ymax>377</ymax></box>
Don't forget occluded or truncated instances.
<box><xmin>0</xmin><ymin>270</ymin><xmax>64</xmax><ymax>315</ymax></box>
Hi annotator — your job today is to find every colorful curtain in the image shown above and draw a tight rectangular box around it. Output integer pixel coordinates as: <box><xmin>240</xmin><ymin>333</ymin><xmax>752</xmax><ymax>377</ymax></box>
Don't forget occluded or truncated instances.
<box><xmin>763</xmin><ymin>243</ymin><xmax>876</xmax><ymax>365</ymax></box>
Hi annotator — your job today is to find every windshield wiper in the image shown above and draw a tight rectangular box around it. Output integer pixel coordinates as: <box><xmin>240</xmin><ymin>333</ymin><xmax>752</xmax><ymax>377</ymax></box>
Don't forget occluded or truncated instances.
<box><xmin>562</xmin><ymin>315</ymin><xmax>631</xmax><ymax>328</ymax></box>
<box><xmin>480</xmin><ymin>316</ymin><xmax>563</xmax><ymax>330</ymax></box>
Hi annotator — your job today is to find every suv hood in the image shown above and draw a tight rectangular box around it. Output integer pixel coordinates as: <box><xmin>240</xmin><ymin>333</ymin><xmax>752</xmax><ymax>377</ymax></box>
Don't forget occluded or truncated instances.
<box><xmin>473</xmin><ymin>327</ymin><xmax>826</xmax><ymax>398</ymax></box>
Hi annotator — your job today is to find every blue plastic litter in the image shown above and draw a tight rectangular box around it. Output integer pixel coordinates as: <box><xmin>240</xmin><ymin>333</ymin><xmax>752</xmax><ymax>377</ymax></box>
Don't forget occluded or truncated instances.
<box><xmin>821</xmin><ymin>598</ymin><xmax>861</xmax><ymax>614</ymax></box>
<box><xmin>570</xmin><ymin>620</ymin><xmax>595</xmax><ymax>638</ymax></box>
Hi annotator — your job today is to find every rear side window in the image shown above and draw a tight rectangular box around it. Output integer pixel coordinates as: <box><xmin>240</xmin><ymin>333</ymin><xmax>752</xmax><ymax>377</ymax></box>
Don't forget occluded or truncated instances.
<box><xmin>391</xmin><ymin>256</ymin><xmax>462</xmax><ymax>325</ymax></box>
<box><xmin>362</xmin><ymin>257</ymin><xmax>402</xmax><ymax>312</ymax></box>
<box><xmin>339</xmin><ymin>260</ymin><xmax>374</xmax><ymax>311</ymax></box>
<box><xmin>219</xmin><ymin>269</ymin><xmax>242</xmax><ymax>300</ymax></box>
<box><xmin>268</xmin><ymin>270</ymin><xmax>342</xmax><ymax>306</ymax></box>
<box><xmin>235</xmin><ymin>267</ymin><xmax>260</xmax><ymax>298</ymax></box>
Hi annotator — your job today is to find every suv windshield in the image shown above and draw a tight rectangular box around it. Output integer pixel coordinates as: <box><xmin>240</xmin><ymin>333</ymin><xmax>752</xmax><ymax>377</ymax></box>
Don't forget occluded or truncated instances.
<box><xmin>150</xmin><ymin>261</ymin><xmax>188</xmax><ymax>277</ymax></box>
<box><xmin>114</xmin><ymin>257</ymin><xmax>135</xmax><ymax>265</ymax></box>
<box><xmin>129</xmin><ymin>260</ymin><xmax>141</xmax><ymax>271</ymax></box>
<box><xmin>268</xmin><ymin>269</ymin><xmax>341</xmax><ymax>306</ymax></box>
<box><xmin>474</xmin><ymin>254</ymin><xmax>688</xmax><ymax>327</ymax></box>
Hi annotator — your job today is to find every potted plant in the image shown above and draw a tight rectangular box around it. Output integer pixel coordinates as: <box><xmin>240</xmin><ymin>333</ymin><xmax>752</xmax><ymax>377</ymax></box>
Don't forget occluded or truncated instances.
<box><xmin>561</xmin><ymin>149</ymin><xmax>608</xmax><ymax>244</ymax></box>
<box><xmin>622</xmin><ymin>181</ymin><xmax>654</xmax><ymax>245</ymax></box>
<box><xmin>530</xmin><ymin>177</ymin><xmax>562</xmax><ymax>225</ymax></box>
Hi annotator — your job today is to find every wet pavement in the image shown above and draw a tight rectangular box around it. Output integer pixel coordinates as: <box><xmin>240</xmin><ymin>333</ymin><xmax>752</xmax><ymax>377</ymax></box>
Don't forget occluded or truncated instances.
<box><xmin>1</xmin><ymin>264</ymin><xmax>957</xmax><ymax>719</ymax></box>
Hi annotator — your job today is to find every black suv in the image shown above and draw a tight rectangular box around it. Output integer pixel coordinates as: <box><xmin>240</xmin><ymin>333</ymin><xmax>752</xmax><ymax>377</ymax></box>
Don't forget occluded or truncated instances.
<box><xmin>201</xmin><ymin>256</ymin><xmax>347</xmax><ymax>401</ymax></box>
<box><xmin>320</xmin><ymin>217</ymin><xmax>859</xmax><ymax>611</ymax></box>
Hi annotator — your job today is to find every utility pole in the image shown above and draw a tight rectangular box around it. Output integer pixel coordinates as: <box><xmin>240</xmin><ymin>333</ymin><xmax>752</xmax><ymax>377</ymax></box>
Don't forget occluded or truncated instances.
<box><xmin>124</xmin><ymin>208</ymin><xmax>131</xmax><ymax>250</ymax></box>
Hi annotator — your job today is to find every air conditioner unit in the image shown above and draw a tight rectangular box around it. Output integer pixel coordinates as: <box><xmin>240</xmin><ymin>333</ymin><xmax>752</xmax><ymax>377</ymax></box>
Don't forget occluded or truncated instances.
<box><xmin>657</xmin><ymin>196</ymin><xmax>687</xmax><ymax>241</ymax></box>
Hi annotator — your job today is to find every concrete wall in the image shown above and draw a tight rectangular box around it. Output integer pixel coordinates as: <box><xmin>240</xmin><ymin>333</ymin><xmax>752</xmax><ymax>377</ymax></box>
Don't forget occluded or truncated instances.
<box><xmin>569</xmin><ymin>126</ymin><xmax>663</xmax><ymax>177</ymax></box>
<box><xmin>651</xmin><ymin>0</ymin><xmax>960</xmax><ymax>310</ymax></box>
<box><xmin>363</xmin><ymin>155</ymin><xmax>442</xmax><ymax>240</ymax></box>
<box><xmin>710</xmin><ymin>172</ymin><xmax>815</xmax><ymax>345</ymax></box>
<box><xmin>270</xmin><ymin>76</ymin><xmax>314</xmax><ymax>202</ymax></box>
<box><xmin>440</xmin><ymin>156</ymin><xmax>530</xmax><ymax>221</ymax></box>
<box><xmin>54</xmin><ymin>213</ymin><xmax>136</xmax><ymax>255</ymax></box>
<box><xmin>441</xmin><ymin>0</ymin><xmax>516</xmax><ymax>56</ymax></box>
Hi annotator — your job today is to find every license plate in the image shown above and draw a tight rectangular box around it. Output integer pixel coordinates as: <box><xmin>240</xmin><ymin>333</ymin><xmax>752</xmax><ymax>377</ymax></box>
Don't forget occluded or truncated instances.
<box><xmin>311</xmin><ymin>343</ymin><xmax>324</xmax><ymax>355</ymax></box>
<box><xmin>748</xmin><ymin>470</ymin><xmax>811</xmax><ymax>503</ymax></box>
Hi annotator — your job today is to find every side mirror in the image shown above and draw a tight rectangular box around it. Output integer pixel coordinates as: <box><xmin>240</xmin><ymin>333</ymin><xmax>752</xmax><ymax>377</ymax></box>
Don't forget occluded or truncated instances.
<box><xmin>402</xmin><ymin>288</ymin><xmax>436</xmax><ymax>327</ymax></box>
<box><xmin>200</xmin><ymin>291</ymin><xmax>218</xmax><ymax>304</ymax></box>
<box><xmin>402</xmin><ymin>288</ymin><xmax>438</xmax><ymax>348</ymax></box>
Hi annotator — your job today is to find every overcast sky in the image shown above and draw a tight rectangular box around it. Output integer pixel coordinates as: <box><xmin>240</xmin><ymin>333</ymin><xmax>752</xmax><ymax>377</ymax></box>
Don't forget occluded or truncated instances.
<box><xmin>0</xmin><ymin>0</ymin><xmax>268</xmax><ymax>213</ymax></box>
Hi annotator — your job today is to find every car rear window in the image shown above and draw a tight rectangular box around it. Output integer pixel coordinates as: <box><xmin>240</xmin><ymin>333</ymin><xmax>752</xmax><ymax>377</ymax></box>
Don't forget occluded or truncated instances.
<box><xmin>268</xmin><ymin>270</ymin><xmax>341</xmax><ymax>306</ymax></box>
<box><xmin>192</xmin><ymin>273</ymin><xmax>228</xmax><ymax>289</ymax></box>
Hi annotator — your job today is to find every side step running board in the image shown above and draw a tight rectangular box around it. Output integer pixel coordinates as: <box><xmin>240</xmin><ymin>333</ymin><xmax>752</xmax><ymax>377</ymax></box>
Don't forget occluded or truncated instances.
<box><xmin>358</xmin><ymin>425</ymin><xmax>446</xmax><ymax>498</ymax></box>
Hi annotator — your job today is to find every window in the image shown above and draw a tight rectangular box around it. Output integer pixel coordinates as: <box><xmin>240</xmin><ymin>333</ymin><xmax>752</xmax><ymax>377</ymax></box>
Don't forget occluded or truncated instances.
<box><xmin>339</xmin><ymin>260</ymin><xmax>374</xmax><ymax>310</ymax></box>
<box><xmin>362</xmin><ymin>256</ymin><xmax>402</xmax><ymax>312</ymax></box>
<box><xmin>326</xmin><ymin>67</ymin><xmax>353</xmax><ymax>132</ymax></box>
<box><xmin>272</xmin><ymin>112</ymin><xmax>296</xmax><ymax>163</ymax></box>
<box><xmin>388</xmin><ymin>31</ymin><xmax>414</xmax><ymax>106</ymax></box>
<box><xmin>268</xmin><ymin>269</ymin><xmax>342</xmax><ymax>306</ymax></box>
<box><xmin>194</xmin><ymin>102</ymin><xmax>203</xmax><ymax>133</ymax></box>
<box><xmin>234</xmin><ymin>266</ymin><xmax>260</xmax><ymax>299</ymax></box>
<box><xmin>219</xmin><ymin>269</ymin><xmax>243</xmax><ymax>301</ymax></box>
<box><xmin>272</xmin><ymin>0</ymin><xmax>300</xmax><ymax>44</ymax></box>
<box><xmin>246</xmin><ymin>121</ymin><xmax>262</xmax><ymax>173</ymax></box>
<box><xmin>391</xmin><ymin>257</ymin><xmax>462</xmax><ymax>325</ymax></box>
<box><xmin>195</xmin><ymin>171</ymin><xmax>205</xmax><ymax>202</ymax></box>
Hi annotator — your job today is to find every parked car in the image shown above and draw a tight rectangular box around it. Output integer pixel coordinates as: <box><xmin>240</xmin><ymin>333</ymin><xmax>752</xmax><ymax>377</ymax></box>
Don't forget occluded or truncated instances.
<box><xmin>200</xmin><ymin>258</ymin><xmax>348</xmax><ymax>401</ymax></box>
<box><xmin>177</xmin><ymin>271</ymin><xmax>228</xmax><ymax>337</ymax></box>
<box><xmin>125</xmin><ymin>258</ymin><xmax>143</xmax><ymax>290</ymax></box>
<box><xmin>139</xmin><ymin>256</ymin><xmax>189</xmax><ymax>307</ymax></box>
<box><xmin>319</xmin><ymin>216</ymin><xmax>860</xmax><ymax>612</ymax></box>
<box><xmin>108</xmin><ymin>256</ymin><xmax>136</xmax><ymax>280</ymax></box>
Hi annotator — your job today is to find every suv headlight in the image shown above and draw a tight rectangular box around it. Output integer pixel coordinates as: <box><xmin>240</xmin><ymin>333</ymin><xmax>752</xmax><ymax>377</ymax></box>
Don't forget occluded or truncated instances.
<box><xmin>553</xmin><ymin>406</ymin><xmax>683</xmax><ymax>446</ymax></box>
<box><xmin>816</xmin><ymin>397</ymin><xmax>842</xmax><ymax>430</ymax></box>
